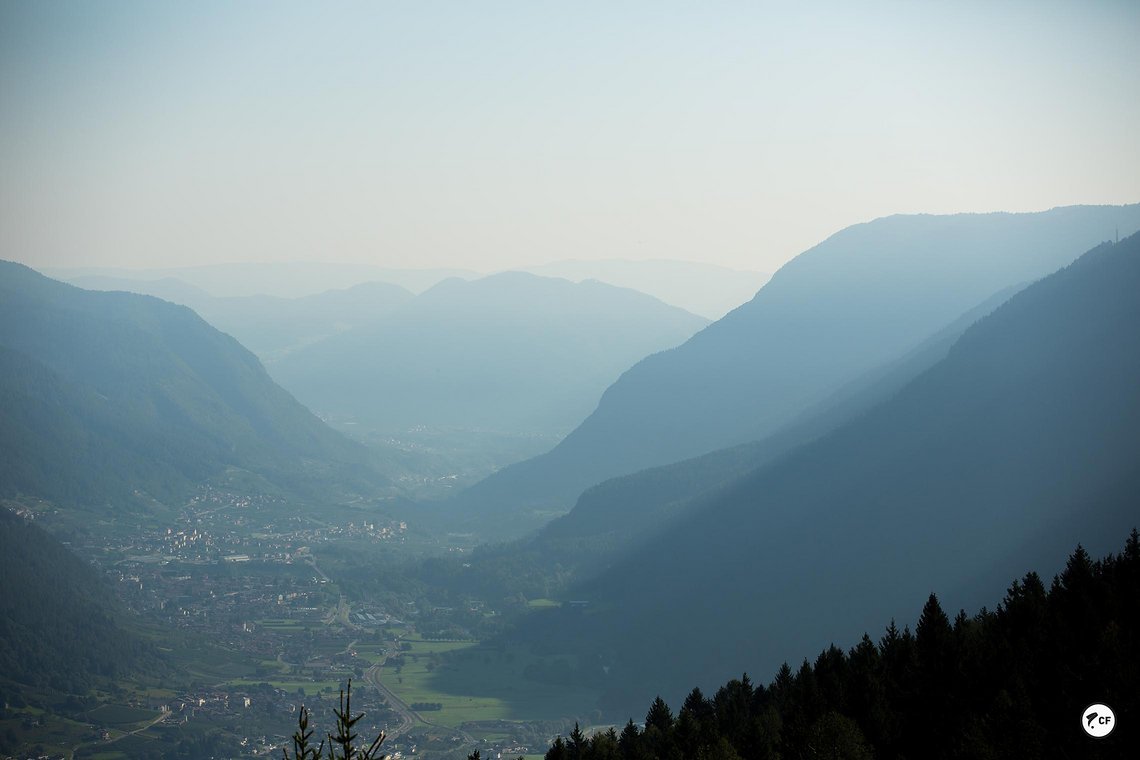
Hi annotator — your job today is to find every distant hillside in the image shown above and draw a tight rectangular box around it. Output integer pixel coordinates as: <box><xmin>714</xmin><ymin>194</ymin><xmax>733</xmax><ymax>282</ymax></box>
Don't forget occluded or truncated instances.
<box><xmin>427</xmin><ymin>283</ymin><xmax>1022</xmax><ymax>591</ymax></box>
<box><xmin>0</xmin><ymin>510</ymin><xmax>166</xmax><ymax>696</ymax></box>
<box><xmin>63</xmin><ymin>276</ymin><xmax>415</xmax><ymax>361</ymax></box>
<box><xmin>269</xmin><ymin>272</ymin><xmax>709</xmax><ymax>436</ymax></box>
<box><xmin>516</xmin><ymin>259</ymin><xmax>770</xmax><ymax>319</ymax></box>
<box><xmin>518</xmin><ymin>232</ymin><xmax>1140</xmax><ymax>710</ymax></box>
<box><xmin>457</xmin><ymin>204</ymin><xmax>1140</xmax><ymax>530</ymax></box>
<box><xmin>193</xmin><ymin>282</ymin><xmax>414</xmax><ymax>360</ymax></box>
<box><xmin>0</xmin><ymin>261</ymin><xmax>384</xmax><ymax>510</ymax></box>
<box><xmin>49</xmin><ymin>261</ymin><xmax>476</xmax><ymax>297</ymax></box>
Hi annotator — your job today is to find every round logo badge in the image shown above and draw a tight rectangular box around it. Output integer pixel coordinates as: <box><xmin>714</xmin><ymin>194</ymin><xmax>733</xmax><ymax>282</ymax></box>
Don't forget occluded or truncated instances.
<box><xmin>1082</xmin><ymin>703</ymin><xmax>1116</xmax><ymax>738</ymax></box>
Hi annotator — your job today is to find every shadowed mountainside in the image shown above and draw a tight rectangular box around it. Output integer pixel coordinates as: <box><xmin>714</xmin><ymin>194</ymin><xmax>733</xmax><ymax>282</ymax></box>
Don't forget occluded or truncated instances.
<box><xmin>455</xmin><ymin>205</ymin><xmax>1140</xmax><ymax>534</ymax></box>
<box><xmin>506</xmin><ymin>232</ymin><xmax>1140</xmax><ymax>713</ymax></box>
<box><xmin>0</xmin><ymin>261</ymin><xmax>384</xmax><ymax>510</ymax></box>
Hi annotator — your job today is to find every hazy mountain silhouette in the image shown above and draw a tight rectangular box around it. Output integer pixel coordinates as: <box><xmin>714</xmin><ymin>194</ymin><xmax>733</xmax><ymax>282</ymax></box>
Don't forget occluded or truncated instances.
<box><xmin>517</xmin><ymin>233</ymin><xmax>1140</xmax><ymax>712</ymax></box>
<box><xmin>427</xmin><ymin>283</ymin><xmax>1022</xmax><ymax>587</ymax></box>
<box><xmin>65</xmin><ymin>274</ymin><xmax>215</xmax><ymax>305</ymax></box>
<box><xmin>63</xmin><ymin>276</ymin><xmax>415</xmax><ymax>361</ymax></box>
<box><xmin>0</xmin><ymin>261</ymin><xmax>383</xmax><ymax>510</ymax></box>
<box><xmin>516</xmin><ymin>259</ymin><xmax>770</xmax><ymax>319</ymax></box>
<box><xmin>49</xmin><ymin>261</ymin><xmax>476</xmax><ymax>298</ymax></box>
<box><xmin>268</xmin><ymin>272</ymin><xmax>709</xmax><ymax>437</ymax></box>
<box><xmin>456</xmin><ymin>205</ymin><xmax>1140</xmax><ymax>531</ymax></box>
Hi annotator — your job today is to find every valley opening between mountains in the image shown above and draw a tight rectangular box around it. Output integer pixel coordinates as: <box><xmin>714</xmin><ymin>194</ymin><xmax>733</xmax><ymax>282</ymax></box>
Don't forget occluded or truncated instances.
<box><xmin>3</xmin><ymin>205</ymin><xmax>1139</xmax><ymax>759</ymax></box>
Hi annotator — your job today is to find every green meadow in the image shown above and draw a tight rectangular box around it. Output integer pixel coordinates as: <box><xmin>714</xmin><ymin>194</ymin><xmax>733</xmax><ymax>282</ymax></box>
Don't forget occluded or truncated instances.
<box><xmin>374</xmin><ymin>638</ymin><xmax>599</xmax><ymax>728</ymax></box>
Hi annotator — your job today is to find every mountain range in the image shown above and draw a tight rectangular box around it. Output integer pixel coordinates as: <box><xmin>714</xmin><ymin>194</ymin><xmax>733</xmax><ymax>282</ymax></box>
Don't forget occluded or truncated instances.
<box><xmin>0</xmin><ymin>261</ymin><xmax>383</xmax><ymax>511</ymax></box>
<box><xmin>267</xmin><ymin>272</ymin><xmax>709</xmax><ymax>437</ymax></box>
<box><xmin>503</xmin><ymin>232</ymin><xmax>1140</xmax><ymax>714</ymax></box>
<box><xmin>454</xmin><ymin>204</ymin><xmax>1140</xmax><ymax>534</ymax></box>
<box><xmin>514</xmin><ymin>259</ymin><xmax>770</xmax><ymax>320</ymax></box>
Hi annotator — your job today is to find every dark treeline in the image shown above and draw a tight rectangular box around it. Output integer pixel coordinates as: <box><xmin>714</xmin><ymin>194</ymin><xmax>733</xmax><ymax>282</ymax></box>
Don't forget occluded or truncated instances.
<box><xmin>545</xmin><ymin>532</ymin><xmax>1139</xmax><ymax>759</ymax></box>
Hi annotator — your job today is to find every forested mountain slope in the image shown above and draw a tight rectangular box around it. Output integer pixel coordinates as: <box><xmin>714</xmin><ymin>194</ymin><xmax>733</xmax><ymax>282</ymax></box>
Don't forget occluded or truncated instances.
<box><xmin>427</xmin><ymin>283</ymin><xmax>1022</xmax><ymax>592</ymax></box>
<box><xmin>458</xmin><ymin>205</ymin><xmax>1140</xmax><ymax>528</ymax></box>
<box><xmin>515</xmin><ymin>233</ymin><xmax>1140</xmax><ymax>712</ymax></box>
<box><xmin>545</xmin><ymin>535</ymin><xmax>1139</xmax><ymax>759</ymax></box>
<box><xmin>0</xmin><ymin>261</ymin><xmax>383</xmax><ymax>510</ymax></box>
<box><xmin>0</xmin><ymin>510</ymin><xmax>168</xmax><ymax>697</ymax></box>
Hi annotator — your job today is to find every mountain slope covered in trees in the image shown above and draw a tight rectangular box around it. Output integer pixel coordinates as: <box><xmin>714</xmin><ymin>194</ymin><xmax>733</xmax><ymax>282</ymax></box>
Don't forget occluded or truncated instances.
<box><xmin>425</xmin><ymin>283</ymin><xmax>1023</xmax><ymax>594</ymax></box>
<box><xmin>457</xmin><ymin>205</ymin><xmax>1140</xmax><ymax>529</ymax></box>
<box><xmin>544</xmin><ymin>534</ymin><xmax>1139</xmax><ymax>759</ymax></box>
<box><xmin>0</xmin><ymin>261</ymin><xmax>384</xmax><ymax>510</ymax></box>
<box><xmin>507</xmin><ymin>232</ymin><xmax>1140</xmax><ymax>712</ymax></box>
<box><xmin>0</xmin><ymin>510</ymin><xmax>167</xmax><ymax>698</ymax></box>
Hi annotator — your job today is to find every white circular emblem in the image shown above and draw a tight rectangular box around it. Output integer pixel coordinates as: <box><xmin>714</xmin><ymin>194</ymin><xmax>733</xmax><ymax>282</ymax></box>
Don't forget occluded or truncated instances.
<box><xmin>1082</xmin><ymin>703</ymin><xmax>1116</xmax><ymax>738</ymax></box>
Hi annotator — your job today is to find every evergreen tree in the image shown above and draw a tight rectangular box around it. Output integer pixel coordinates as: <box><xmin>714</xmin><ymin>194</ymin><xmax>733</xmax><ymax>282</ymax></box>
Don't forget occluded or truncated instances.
<box><xmin>545</xmin><ymin>736</ymin><xmax>567</xmax><ymax>760</ymax></box>
<box><xmin>617</xmin><ymin>719</ymin><xmax>642</xmax><ymax>760</ymax></box>
<box><xmin>540</xmin><ymin>533</ymin><xmax>1140</xmax><ymax>760</ymax></box>
<box><xmin>568</xmin><ymin>722</ymin><xmax>587</xmax><ymax>760</ymax></box>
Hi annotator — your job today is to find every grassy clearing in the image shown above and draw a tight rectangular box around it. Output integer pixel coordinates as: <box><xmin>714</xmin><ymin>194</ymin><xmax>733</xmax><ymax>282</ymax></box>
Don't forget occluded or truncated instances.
<box><xmin>354</xmin><ymin>649</ymin><xmax>387</xmax><ymax>664</ymax></box>
<box><xmin>526</xmin><ymin>598</ymin><xmax>561</xmax><ymax>608</ymax></box>
<box><xmin>0</xmin><ymin>713</ymin><xmax>95</xmax><ymax>757</ymax></box>
<box><xmin>374</xmin><ymin>640</ymin><xmax>599</xmax><ymax>728</ymax></box>
<box><xmin>84</xmin><ymin>704</ymin><xmax>159</xmax><ymax>726</ymax></box>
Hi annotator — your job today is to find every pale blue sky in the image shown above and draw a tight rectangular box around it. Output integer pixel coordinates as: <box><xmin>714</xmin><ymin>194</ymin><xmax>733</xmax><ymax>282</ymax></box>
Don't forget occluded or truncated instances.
<box><xmin>2</xmin><ymin>1</ymin><xmax>1138</xmax><ymax>273</ymax></box>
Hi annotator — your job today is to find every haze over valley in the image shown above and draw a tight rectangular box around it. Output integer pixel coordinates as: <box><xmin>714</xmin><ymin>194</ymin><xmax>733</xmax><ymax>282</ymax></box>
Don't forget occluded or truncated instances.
<box><xmin>2</xmin><ymin>2</ymin><xmax>1139</xmax><ymax>759</ymax></box>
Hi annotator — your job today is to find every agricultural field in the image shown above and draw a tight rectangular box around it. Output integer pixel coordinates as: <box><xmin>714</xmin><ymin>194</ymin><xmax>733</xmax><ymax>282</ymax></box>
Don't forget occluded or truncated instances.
<box><xmin>374</xmin><ymin>638</ymin><xmax>600</xmax><ymax>728</ymax></box>
<box><xmin>83</xmin><ymin>704</ymin><xmax>160</xmax><ymax>726</ymax></box>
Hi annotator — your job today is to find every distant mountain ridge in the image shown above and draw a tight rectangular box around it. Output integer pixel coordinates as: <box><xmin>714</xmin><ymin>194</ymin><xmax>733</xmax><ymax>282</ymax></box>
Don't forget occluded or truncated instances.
<box><xmin>48</xmin><ymin>261</ymin><xmax>476</xmax><ymax>297</ymax></box>
<box><xmin>268</xmin><ymin>271</ymin><xmax>710</xmax><ymax>437</ymax></box>
<box><xmin>456</xmin><ymin>204</ymin><xmax>1140</xmax><ymax>532</ymax></box>
<box><xmin>422</xmin><ymin>282</ymin><xmax>1023</xmax><ymax>595</ymax></box>
<box><xmin>513</xmin><ymin>258</ymin><xmax>770</xmax><ymax>319</ymax></box>
<box><xmin>0</xmin><ymin>261</ymin><xmax>384</xmax><ymax>510</ymax></box>
<box><xmin>61</xmin><ymin>275</ymin><xmax>415</xmax><ymax>361</ymax></box>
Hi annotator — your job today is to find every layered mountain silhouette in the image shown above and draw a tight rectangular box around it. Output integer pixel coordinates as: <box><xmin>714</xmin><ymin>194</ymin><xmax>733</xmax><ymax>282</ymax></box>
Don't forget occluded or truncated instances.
<box><xmin>268</xmin><ymin>272</ymin><xmax>709</xmax><ymax>436</ymax></box>
<box><xmin>515</xmin><ymin>258</ymin><xmax>770</xmax><ymax>319</ymax></box>
<box><xmin>456</xmin><ymin>205</ymin><xmax>1140</xmax><ymax>531</ymax></box>
<box><xmin>513</xmin><ymin>233</ymin><xmax>1140</xmax><ymax>713</ymax></box>
<box><xmin>0</xmin><ymin>261</ymin><xmax>383</xmax><ymax>510</ymax></box>
<box><xmin>430</xmin><ymin>283</ymin><xmax>1023</xmax><ymax>592</ymax></box>
<box><xmin>65</xmin><ymin>275</ymin><xmax>415</xmax><ymax>361</ymax></box>
<box><xmin>53</xmin><ymin>261</ymin><xmax>474</xmax><ymax>298</ymax></box>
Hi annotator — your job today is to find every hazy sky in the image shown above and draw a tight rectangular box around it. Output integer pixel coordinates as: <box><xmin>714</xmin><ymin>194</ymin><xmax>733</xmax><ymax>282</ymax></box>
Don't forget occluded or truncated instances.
<box><xmin>2</xmin><ymin>1</ymin><xmax>1138</xmax><ymax>274</ymax></box>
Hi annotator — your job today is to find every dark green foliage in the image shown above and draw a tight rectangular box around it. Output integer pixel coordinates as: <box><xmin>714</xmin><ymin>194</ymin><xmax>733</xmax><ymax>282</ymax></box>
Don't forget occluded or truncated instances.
<box><xmin>544</xmin><ymin>535</ymin><xmax>1140</xmax><ymax>758</ymax></box>
<box><xmin>0</xmin><ymin>510</ymin><xmax>165</xmax><ymax>694</ymax></box>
